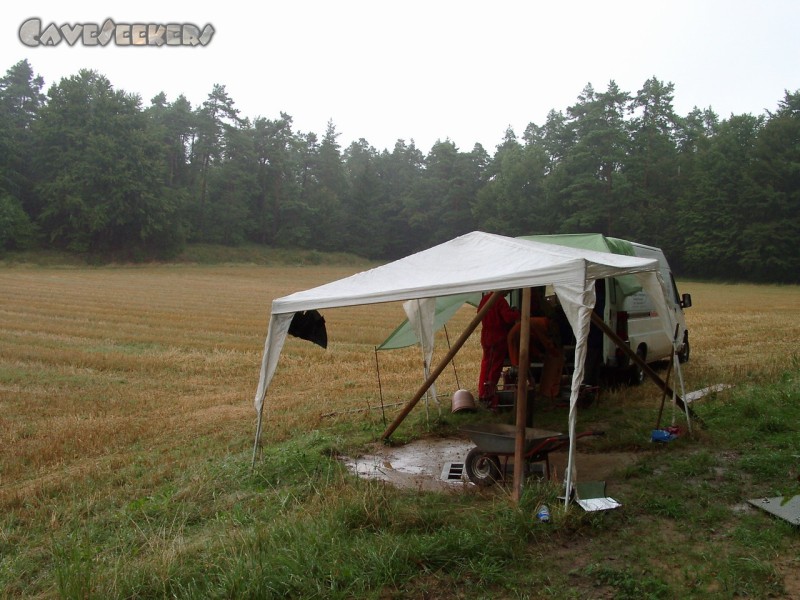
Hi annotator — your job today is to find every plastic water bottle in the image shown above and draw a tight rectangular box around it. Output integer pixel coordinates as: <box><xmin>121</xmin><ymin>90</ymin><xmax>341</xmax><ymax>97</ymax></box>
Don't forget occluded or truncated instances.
<box><xmin>536</xmin><ymin>504</ymin><xmax>550</xmax><ymax>523</ymax></box>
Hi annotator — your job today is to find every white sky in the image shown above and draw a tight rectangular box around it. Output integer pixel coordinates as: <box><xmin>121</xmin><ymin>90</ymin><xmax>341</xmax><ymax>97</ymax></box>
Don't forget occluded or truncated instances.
<box><xmin>3</xmin><ymin>0</ymin><xmax>798</xmax><ymax>153</ymax></box>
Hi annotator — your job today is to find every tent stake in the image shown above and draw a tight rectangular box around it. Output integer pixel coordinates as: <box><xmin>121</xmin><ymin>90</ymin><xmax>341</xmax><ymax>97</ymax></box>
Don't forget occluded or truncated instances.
<box><xmin>381</xmin><ymin>291</ymin><xmax>504</xmax><ymax>440</ymax></box>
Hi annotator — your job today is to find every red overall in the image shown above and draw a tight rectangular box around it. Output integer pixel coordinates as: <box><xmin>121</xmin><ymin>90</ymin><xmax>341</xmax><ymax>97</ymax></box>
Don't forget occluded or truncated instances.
<box><xmin>477</xmin><ymin>293</ymin><xmax>519</xmax><ymax>404</ymax></box>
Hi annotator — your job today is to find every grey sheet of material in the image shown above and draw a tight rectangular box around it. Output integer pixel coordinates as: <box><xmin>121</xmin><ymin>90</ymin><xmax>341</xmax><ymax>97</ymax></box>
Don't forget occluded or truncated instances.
<box><xmin>684</xmin><ymin>383</ymin><xmax>732</xmax><ymax>403</ymax></box>
<box><xmin>748</xmin><ymin>496</ymin><xmax>800</xmax><ymax>525</ymax></box>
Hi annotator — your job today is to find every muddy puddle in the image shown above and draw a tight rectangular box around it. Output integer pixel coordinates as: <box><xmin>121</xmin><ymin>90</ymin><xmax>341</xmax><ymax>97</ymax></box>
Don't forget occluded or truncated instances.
<box><xmin>341</xmin><ymin>435</ymin><xmax>638</xmax><ymax>492</ymax></box>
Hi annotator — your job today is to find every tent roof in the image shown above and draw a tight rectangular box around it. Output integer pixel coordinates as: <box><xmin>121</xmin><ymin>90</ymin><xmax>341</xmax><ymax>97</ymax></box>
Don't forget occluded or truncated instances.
<box><xmin>271</xmin><ymin>231</ymin><xmax>658</xmax><ymax>315</ymax></box>
<box><xmin>377</xmin><ymin>233</ymin><xmax>649</xmax><ymax>350</ymax></box>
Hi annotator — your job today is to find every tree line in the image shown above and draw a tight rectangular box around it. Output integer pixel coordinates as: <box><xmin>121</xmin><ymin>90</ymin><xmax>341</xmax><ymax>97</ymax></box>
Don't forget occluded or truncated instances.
<box><xmin>1</xmin><ymin>59</ymin><xmax>797</xmax><ymax>282</ymax></box>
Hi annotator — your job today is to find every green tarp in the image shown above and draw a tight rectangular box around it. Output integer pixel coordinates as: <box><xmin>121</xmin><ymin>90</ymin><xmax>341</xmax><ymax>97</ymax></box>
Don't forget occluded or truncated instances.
<box><xmin>377</xmin><ymin>293</ymin><xmax>480</xmax><ymax>350</ymax></box>
<box><xmin>518</xmin><ymin>233</ymin><xmax>635</xmax><ymax>257</ymax></box>
<box><xmin>519</xmin><ymin>234</ymin><xmax>642</xmax><ymax>297</ymax></box>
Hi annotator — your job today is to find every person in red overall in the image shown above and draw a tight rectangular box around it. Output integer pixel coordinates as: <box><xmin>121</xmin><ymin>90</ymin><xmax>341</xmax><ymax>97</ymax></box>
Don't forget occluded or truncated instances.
<box><xmin>477</xmin><ymin>292</ymin><xmax>520</xmax><ymax>408</ymax></box>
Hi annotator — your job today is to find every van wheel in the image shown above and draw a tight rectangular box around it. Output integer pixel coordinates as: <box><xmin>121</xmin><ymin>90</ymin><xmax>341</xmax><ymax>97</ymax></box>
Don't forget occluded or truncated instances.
<box><xmin>678</xmin><ymin>335</ymin><xmax>690</xmax><ymax>363</ymax></box>
<box><xmin>630</xmin><ymin>347</ymin><xmax>647</xmax><ymax>386</ymax></box>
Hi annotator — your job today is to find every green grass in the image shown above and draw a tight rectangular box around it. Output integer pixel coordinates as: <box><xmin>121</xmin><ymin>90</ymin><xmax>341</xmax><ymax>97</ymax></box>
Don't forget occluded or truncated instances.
<box><xmin>3</xmin><ymin>373</ymin><xmax>797</xmax><ymax>599</ymax></box>
<box><xmin>0</xmin><ymin>244</ymin><xmax>373</xmax><ymax>268</ymax></box>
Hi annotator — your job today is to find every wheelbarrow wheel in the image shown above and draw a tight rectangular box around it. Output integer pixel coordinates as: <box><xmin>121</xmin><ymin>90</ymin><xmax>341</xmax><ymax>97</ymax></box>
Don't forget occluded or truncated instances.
<box><xmin>465</xmin><ymin>448</ymin><xmax>501</xmax><ymax>487</ymax></box>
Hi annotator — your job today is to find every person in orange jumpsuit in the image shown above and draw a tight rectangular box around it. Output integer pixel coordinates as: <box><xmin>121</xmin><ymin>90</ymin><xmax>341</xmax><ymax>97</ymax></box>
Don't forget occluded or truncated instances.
<box><xmin>477</xmin><ymin>292</ymin><xmax>520</xmax><ymax>408</ymax></box>
<box><xmin>507</xmin><ymin>317</ymin><xmax>563</xmax><ymax>399</ymax></box>
<box><xmin>506</xmin><ymin>287</ymin><xmax>564</xmax><ymax>399</ymax></box>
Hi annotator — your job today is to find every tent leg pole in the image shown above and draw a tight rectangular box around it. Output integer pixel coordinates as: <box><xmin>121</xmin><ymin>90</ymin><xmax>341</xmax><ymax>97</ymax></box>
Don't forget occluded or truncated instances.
<box><xmin>512</xmin><ymin>287</ymin><xmax>532</xmax><ymax>503</ymax></box>
<box><xmin>251</xmin><ymin>406</ymin><xmax>265</xmax><ymax>468</ymax></box>
<box><xmin>381</xmin><ymin>291</ymin><xmax>505</xmax><ymax>440</ymax></box>
<box><xmin>444</xmin><ymin>324</ymin><xmax>461</xmax><ymax>389</ymax></box>
<box><xmin>374</xmin><ymin>347</ymin><xmax>386</xmax><ymax>427</ymax></box>
<box><xmin>674</xmin><ymin>353</ymin><xmax>691</xmax><ymax>433</ymax></box>
<box><xmin>655</xmin><ymin>355</ymin><xmax>673</xmax><ymax>430</ymax></box>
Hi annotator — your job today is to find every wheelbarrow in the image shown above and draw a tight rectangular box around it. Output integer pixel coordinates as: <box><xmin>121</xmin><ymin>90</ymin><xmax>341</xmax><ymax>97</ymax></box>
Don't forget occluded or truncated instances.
<box><xmin>460</xmin><ymin>422</ymin><xmax>604</xmax><ymax>486</ymax></box>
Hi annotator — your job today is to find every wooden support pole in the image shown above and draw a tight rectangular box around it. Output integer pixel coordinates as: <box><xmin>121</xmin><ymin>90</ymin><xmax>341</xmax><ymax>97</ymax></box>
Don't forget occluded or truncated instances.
<box><xmin>655</xmin><ymin>324</ymin><xmax>680</xmax><ymax>430</ymax></box>
<box><xmin>655</xmin><ymin>356</ymin><xmax>674</xmax><ymax>430</ymax></box>
<box><xmin>381</xmin><ymin>291</ymin><xmax>504</xmax><ymax>440</ymax></box>
<box><xmin>512</xmin><ymin>287</ymin><xmax>531</xmax><ymax>503</ymax></box>
<box><xmin>589</xmin><ymin>312</ymin><xmax>701</xmax><ymax>425</ymax></box>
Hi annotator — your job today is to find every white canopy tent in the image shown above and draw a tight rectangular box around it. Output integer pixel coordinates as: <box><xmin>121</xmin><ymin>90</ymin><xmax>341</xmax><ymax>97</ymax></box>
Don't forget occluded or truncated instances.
<box><xmin>252</xmin><ymin>231</ymin><xmax>680</xmax><ymax>501</ymax></box>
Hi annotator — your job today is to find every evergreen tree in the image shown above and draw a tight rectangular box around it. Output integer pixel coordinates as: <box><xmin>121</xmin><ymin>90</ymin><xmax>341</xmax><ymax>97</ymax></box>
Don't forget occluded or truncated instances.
<box><xmin>33</xmin><ymin>70</ymin><xmax>180</xmax><ymax>257</ymax></box>
<box><xmin>203</xmin><ymin>119</ymin><xmax>257</xmax><ymax>245</ymax></box>
<box><xmin>408</xmin><ymin>139</ymin><xmax>480</xmax><ymax>249</ymax></box>
<box><xmin>474</xmin><ymin>129</ymin><xmax>548</xmax><ymax>235</ymax></box>
<box><xmin>742</xmin><ymin>90</ymin><xmax>800</xmax><ymax>282</ymax></box>
<box><xmin>524</xmin><ymin>109</ymin><xmax>574</xmax><ymax>175</ymax></box>
<box><xmin>375</xmin><ymin>139</ymin><xmax>425</xmax><ymax>258</ymax></box>
<box><xmin>343</xmin><ymin>138</ymin><xmax>382</xmax><ymax>256</ymax></box>
<box><xmin>250</xmin><ymin>113</ymin><xmax>300</xmax><ymax>245</ymax></box>
<box><xmin>0</xmin><ymin>60</ymin><xmax>44</xmax><ymax>248</ymax></box>
<box><xmin>147</xmin><ymin>93</ymin><xmax>196</xmax><ymax>190</ymax></box>
<box><xmin>626</xmin><ymin>77</ymin><xmax>681</xmax><ymax>244</ymax></box>
<box><xmin>1</xmin><ymin>58</ymin><xmax>797</xmax><ymax>281</ymax></box>
<box><xmin>555</xmin><ymin>82</ymin><xmax>633</xmax><ymax>235</ymax></box>
<box><xmin>678</xmin><ymin>113</ymin><xmax>765</xmax><ymax>279</ymax></box>
<box><xmin>191</xmin><ymin>84</ymin><xmax>243</xmax><ymax>240</ymax></box>
<box><xmin>302</xmin><ymin>121</ymin><xmax>347</xmax><ymax>250</ymax></box>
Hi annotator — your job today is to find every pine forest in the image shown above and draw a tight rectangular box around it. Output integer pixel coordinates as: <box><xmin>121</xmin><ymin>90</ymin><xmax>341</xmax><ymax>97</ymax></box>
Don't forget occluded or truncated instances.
<box><xmin>1</xmin><ymin>60</ymin><xmax>798</xmax><ymax>283</ymax></box>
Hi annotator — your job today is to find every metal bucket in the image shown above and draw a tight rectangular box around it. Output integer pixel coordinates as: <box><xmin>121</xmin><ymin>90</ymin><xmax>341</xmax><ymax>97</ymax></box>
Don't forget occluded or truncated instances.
<box><xmin>451</xmin><ymin>389</ymin><xmax>477</xmax><ymax>413</ymax></box>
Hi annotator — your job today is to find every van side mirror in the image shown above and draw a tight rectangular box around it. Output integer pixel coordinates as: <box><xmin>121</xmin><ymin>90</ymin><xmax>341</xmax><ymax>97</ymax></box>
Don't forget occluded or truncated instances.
<box><xmin>681</xmin><ymin>293</ymin><xmax>692</xmax><ymax>309</ymax></box>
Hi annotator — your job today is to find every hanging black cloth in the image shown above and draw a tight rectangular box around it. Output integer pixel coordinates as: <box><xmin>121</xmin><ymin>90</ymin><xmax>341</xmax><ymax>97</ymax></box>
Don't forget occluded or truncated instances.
<box><xmin>288</xmin><ymin>310</ymin><xmax>328</xmax><ymax>349</ymax></box>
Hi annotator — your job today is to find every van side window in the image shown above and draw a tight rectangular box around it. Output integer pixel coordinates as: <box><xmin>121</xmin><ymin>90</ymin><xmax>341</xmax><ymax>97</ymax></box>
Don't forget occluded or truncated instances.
<box><xmin>669</xmin><ymin>275</ymin><xmax>681</xmax><ymax>305</ymax></box>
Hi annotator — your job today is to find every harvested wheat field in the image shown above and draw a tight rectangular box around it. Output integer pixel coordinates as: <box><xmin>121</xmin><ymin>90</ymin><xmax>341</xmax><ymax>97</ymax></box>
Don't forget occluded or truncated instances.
<box><xmin>1</xmin><ymin>264</ymin><xmax>798</xmax><ymax>598</ymax></box>
<box><xmin>0</xmin><ymin>265</ymin><xmax>795</xmax><ymax>497</ymax></box>
<box><xmin>0</xmin><ymin>264</ymin><xmax>479</xmax><ymax>505</ymax></box>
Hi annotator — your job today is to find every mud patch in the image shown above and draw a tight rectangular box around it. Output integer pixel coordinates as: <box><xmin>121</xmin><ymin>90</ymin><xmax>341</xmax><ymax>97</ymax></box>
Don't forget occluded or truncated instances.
<box><xmin>342</xmin><ymin>435</ymin><xmax>639</xmax><ymax>493</ymax></box>
<box><xmin>342</xmin><ymin>437</ymin><xmax>475</xmax><ymax>492</ymax></box>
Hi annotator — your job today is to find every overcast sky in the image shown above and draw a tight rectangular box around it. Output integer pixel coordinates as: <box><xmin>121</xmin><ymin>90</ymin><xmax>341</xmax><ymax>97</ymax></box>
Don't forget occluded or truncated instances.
<box><xmin>3</xmin><ymin>0</ymin><xmax>798</xmax><ymax>153</ymax></box>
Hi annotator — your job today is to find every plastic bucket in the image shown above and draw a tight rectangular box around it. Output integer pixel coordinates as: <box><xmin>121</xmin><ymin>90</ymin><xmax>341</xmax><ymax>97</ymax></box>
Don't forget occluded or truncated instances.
<box><xmin>451</xmin><ymin>389</ymin><xmax>477</xmax><ymax>413</ymax></box>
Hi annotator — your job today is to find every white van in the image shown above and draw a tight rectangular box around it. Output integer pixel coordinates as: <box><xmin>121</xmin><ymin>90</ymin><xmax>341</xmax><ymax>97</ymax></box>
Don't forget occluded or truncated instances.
<box><xmin>605</xmin><ymin>241</ymin><xmax>692</xmax><ymax>384</ymax></box>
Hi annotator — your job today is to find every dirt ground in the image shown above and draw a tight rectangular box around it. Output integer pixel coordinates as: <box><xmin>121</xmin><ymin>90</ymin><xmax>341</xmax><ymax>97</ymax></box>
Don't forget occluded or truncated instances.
<box><xmin>340</xmin><ymin>380</ymin><xmax>740</xmax><ymax>494</ymax></box>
